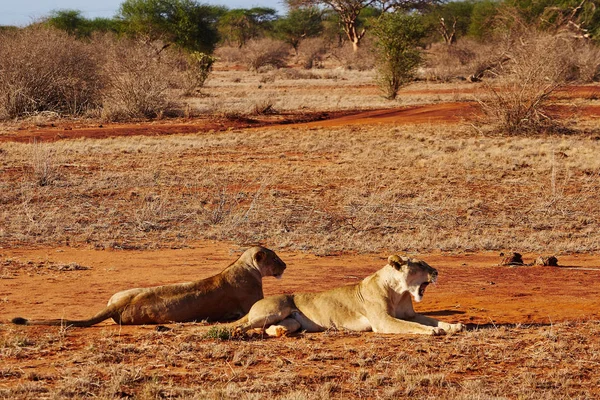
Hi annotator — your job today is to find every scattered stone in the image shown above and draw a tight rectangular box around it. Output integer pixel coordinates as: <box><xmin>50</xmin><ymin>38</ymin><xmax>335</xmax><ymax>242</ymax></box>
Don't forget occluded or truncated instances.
<box><xmin>155</xmin><ymin>325</ymin><xmax>171</xmax><ymax>332</ymax></box>
<box><xmin>533</xmin><ymin>256</ymin><xmax>559</xmax><ymax>267</ymax></box>
<box><xmin>499</xmin><ymin>252</ymin><xmax>525</xmax><ymax>266</ymax></box>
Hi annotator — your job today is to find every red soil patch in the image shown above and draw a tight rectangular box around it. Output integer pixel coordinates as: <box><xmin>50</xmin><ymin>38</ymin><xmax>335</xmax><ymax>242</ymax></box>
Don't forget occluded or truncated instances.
<box><xmin>2</xmin><ymin>243</ymin><xmax>599</xmax><ymax>328</ymax></box>
<box><xmin>3</xmin><ymin>102</ymin><xmax>599</xmax><ymax>144</ymax></box>
<box><xmin>0</xmin><ymin>112</ymin><xmax>347</xmax><ymax>143</ymax></box>
<box><xmin>1</xmin><ymin>84</ymin><xmax>599</xmax><ymax>143</ymax></box>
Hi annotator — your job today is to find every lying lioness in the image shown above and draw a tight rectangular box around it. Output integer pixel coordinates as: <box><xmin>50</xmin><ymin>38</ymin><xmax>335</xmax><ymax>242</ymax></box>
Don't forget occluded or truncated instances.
<box><xmin>12</xmin><ymin>246</ymin><xmax>286</xmax><ymax>327</ymax></box>
<box><xmin>230</xmin><ymin>255</ymin><xmax>463</xmax><ymax>336</ymax></box>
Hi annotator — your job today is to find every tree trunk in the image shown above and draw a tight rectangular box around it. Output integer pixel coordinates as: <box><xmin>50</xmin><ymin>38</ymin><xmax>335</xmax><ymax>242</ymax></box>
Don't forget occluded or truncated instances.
<box><xmin>344</xmin><ymin>21</ymin><xmax>364</xmax><ymax>52</ymax></box>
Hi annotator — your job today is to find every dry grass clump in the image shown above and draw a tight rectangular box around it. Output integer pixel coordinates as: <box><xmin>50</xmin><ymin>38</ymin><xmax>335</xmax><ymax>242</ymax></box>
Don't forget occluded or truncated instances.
<box><xmin>423</xmin><ymin>39</ymin><xmax>498</xmax><ymax>82</ymax></box>
<box><xmin>215</xmin><ymin>39</ymin><xmax>290</xmax><ymax>71</ymax></box>
<box><xmin>2</xmin><ymin>321</ymin><xmax>600</xmax><ymax>398</ymax></box>
<box><xmin>0</xmin><ymin>26</ymin><xmax>103</xmax><ymax>119</ymax></box>
<box><xmin>477</xmin><ymin>31</ymin><xmax>571</xmax><ymax>135</ymax></box>
<box><xmin>28</xmin><ymin>140</ymin><xmax>62</xmax><ymax>187</ymax></box>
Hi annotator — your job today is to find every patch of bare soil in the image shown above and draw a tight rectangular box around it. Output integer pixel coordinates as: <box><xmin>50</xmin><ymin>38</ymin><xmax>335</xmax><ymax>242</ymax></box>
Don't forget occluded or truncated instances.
<box><xmin>1</xmin><ymin>83</ymin><xmax>598</xmax><ymax>143</ymax></box>
<box><xmin>2</xmin><ymin>244</ymin><xmax>600</xmax><ymax>398</ymax></box>
<box><xmin>0</xmin><ymin>111</ymin><xmax>352</xmax><ymax>143</ymax></box>
<box><xmin>3</xmin><ymin>244</ymin><xmax>599</xmax><ymax>327</ymax></box>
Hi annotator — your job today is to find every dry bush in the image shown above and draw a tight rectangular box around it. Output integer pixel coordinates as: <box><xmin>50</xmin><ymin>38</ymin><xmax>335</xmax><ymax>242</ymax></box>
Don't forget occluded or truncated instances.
<box><xmin>560</xmin><ymin>39</ymin><xmax>600</xmax><ymax>83</ymax></box>
<box><xmin>214</xmin><ymin>40</ymin><xmax>290</xmax><ymax>71</ymax></box>
<box><xmin>297</xmin><ymin>37</ymin><xmax>329</xmax><ymax>69</ymax></box>
<box><xmin>99</xmin><ymin>38</ymin><xmax>181</xmax><ymax>121</ymax></box>
<box><xmin>182</xmin><ymin>52</ymin><xmax>216</xmax><ymax>95</ymax></box>
<box><xmin>331</xmin><ymin>41</ymin><xmax>376</xmax><ymax>71</ymax></box>
<box><xmin>241</xmin><ymin>38</ymin><xmax>290</xmax><ymax>71</ymax></box>
<box><xmin>423</xmin><ymin>39</ymin><xmax>498</xmax><ymax>82</ymax></box>
<box><xmin>477</xmin><ymin>31</ymin><xmax>571</xmax><ymax>135</ymax></box>
<box><xmin>213</xmin><ymin>45</ymin><xmax>245</xmax><ymax>64</ymax></box>
<box><xmin>0</xmin><ymin>26</ymin><xmax>103</xmax><ymax>119</ymax></box>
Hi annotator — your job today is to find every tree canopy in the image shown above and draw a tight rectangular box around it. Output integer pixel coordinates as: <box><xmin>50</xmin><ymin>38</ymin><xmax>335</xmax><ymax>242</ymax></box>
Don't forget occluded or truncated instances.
<box><xmin>217</xmin><ymin>7</ymin><xmax>278</xmax><ymax>47</ymax></box>
<box><xmin>286</xmin><ymin>0</ymin><xmax>438</xmax><ymax>51</ymax></box>
<box><xmin>118</xmin><ymin>0</ymin><xmax>225</xmax><ymax>53</ymax></box>
<box><xmin>273</xmin><ymin>7</ymin><xmax>324</xmax><ymax>52</ymax></box>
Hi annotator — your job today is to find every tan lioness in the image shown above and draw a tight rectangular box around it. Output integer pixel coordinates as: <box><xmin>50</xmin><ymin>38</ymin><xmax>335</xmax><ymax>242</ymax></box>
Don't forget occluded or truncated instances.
<box><xmin>12</xmin><ymin>246</ymin><xmax>286</xmax><ymax>327</ymax></box>
<box><xmin>229</xmin><ymin>255</ymin><xmax>463</xmax><ymax>336</ymax></box>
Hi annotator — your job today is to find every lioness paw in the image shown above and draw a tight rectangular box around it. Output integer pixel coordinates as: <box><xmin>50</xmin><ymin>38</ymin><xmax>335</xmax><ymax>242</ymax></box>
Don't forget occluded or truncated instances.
<box><xmin>265</xmin><ymin>325</ymin><xmax>288</xmax><ymax>337</ymax></box>
<box><xmin>431</xmin><ymin>327</ymin><xmax>447</xmax><ymax>336</ymax></box>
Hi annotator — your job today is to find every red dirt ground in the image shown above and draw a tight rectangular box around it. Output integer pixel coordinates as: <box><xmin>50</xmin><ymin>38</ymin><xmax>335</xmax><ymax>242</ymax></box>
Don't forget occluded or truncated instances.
<box><xmin>2</xmin><ymin>83</ymin><xmax>599</xmax><ymax>143</ymax></box>
<box><xmin>2</xmin><ymin>243</ymin><xmax>600</xmax><ymax>328</ymax></box>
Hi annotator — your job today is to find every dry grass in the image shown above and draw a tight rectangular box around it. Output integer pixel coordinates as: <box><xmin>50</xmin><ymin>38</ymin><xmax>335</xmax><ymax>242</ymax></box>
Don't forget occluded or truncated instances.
<box><xmin>1</xmin><ymin>123</ymin><xmax>599</xmax><ymax>253</ymax></box>
<box><xmin>1</xmin><ymin>320</ymin><xmax>599</xmax><ymax>398</ymax></box>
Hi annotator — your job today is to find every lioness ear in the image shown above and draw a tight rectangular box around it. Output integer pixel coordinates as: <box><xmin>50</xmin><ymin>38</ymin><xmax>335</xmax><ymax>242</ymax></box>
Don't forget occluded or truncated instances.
<box><xmin>388</xmin><ymin>255</ymin><xmax>407</xmax><ymax>270</ymax></box>
<box><xmin>254</xmin><ymin>250</ymin><xmax>265</xmax><ymax>263</ymax></box>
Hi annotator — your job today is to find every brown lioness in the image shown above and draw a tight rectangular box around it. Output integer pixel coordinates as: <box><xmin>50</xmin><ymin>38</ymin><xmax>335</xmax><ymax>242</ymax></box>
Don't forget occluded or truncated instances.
<box><xmin>227</xmin><ymin>255</ymin><xmax>463</xmax><ymax>336</ymax></box>
<box><xmin>12</xmin><ymin>246</ymin><xmax>286</xmax><ymax>327</ymax></box>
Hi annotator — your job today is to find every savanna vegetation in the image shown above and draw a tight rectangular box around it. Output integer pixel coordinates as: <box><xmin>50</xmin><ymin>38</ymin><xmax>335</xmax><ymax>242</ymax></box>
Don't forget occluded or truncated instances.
<box><xmin>2</xmin><ymin>1</ymin><xmax>600</xmax><ymax>399</ymax></box>
<box><xmin>0</xmin><ymin>0</ymin><xmax>598</xmax><ymax>134</ymax></box>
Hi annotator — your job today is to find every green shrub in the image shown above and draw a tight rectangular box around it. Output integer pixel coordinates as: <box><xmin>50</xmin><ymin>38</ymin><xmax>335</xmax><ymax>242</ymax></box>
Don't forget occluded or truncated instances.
<box><xmin>372</xmin><ymin>13</ymin><xmax>425</xmax><ymax>100</ymax></box>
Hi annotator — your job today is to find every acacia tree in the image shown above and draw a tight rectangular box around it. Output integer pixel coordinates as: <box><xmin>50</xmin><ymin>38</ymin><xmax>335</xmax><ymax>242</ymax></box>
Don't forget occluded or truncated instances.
<box><xmin>118</xmin><ymin>0</ymin><xmax>224</xmax><ymax>53</ymax></box>
<box><xmin>273</xmin><ymin>7</ymin><xmax>324</xmax><ymax>53</ymax></box>
<box><xmin>46</xmin><ymin>9</ymin><xmax>123</xmax><ymax>38</ymax></box>
<box><xmin>287</xmin><ymin>0</ymin><xmax>436</xmax><ymax>51</ymax></box>
<box><xmin>218</xmin><ymin>7</ymin><xmax>278</xmax><ymax>47</ymax></box>
<box><xmin>373</xmin><ymin>12</ymin><xmax>425</xmax><ymax>99</ymax></box>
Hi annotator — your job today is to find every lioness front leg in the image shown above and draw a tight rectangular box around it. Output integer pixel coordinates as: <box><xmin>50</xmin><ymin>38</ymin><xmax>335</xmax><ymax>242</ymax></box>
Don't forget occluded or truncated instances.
<box><xmin>410</xmin><ymin>314</ymin><xmax>464</xmax><ymax>334</ymax></box>
<box><xmin>371</xmin><ymin>315</ymin><xmax>446</xmax><ymax>335</ymax></box>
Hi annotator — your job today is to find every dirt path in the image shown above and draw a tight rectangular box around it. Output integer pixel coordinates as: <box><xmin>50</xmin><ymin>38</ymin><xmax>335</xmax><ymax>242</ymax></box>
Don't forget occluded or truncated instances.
<box><xmin>2</xmin><ymin>243</ymin><xmax>599</xmax><ymax>328</ymax></box>
<box><xmin>2</xmin><ymin>100</ymin><xmax>599</xmax><ymax>143</ymax></box>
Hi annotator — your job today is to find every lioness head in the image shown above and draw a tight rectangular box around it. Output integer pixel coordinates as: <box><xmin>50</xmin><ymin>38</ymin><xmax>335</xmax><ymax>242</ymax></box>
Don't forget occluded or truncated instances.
<box><xmin>249</xmin><ymin>246</ymin><xmax>287</xmax><ymax>279</ymax></box>
<box><xmin>387</xmin><ymin>255</ymin><xmax>438</xmax><ymax>303</ymax></box>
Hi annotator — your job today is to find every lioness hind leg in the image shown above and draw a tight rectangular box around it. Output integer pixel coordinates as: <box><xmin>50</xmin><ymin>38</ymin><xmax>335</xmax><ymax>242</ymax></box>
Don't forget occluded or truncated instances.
<box><xmin>265</xmin><ymin>318</ymin><xmax>301</xmax><ymax>337</ymax></box>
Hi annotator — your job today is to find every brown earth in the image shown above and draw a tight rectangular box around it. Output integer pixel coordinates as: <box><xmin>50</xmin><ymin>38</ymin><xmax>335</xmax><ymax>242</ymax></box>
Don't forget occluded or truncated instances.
<box><xmin>2</xmin><ymin>243</ymin><xmax>600</xmax><ymax>398</ymax></box>
<box><xmin>2</xmin><ymin>243</ymin><xmax>600</xmax><ymax>327</ymax></box>
<box><xmin>1</xmin><ymin>84</ymin><xmax>598</xmax><ymax>144</ymax></box>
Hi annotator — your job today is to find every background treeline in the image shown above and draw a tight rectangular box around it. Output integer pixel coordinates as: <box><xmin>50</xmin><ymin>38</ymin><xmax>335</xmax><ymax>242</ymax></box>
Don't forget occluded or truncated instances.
<box><xmin>11</xmin><ymin>0</ymin><xmax>599</xmax><ymax>52</ymax></box>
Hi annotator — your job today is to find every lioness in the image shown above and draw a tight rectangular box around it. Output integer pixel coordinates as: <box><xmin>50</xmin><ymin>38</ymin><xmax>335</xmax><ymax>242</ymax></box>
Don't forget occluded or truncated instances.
<box><xmin>230</xmin><ymin>255</ymin><xmax>463</xmax><ymax>336</ymax></box>
<box><xmin>12</xmin><ymin>246</ymin><xmax>286</xmax><ymax>327</ymax></box>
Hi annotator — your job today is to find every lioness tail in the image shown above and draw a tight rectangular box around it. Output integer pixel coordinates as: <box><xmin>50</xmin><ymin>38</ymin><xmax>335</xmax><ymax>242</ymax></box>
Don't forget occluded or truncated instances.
<box><xmin>11</xmin><ymin>306</ymin><xmax>117</xmax><ymax>327</ymax></box>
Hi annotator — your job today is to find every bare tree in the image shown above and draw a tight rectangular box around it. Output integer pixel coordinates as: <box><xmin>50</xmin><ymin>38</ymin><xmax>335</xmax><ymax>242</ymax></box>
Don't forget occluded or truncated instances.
<box><xmin>287</xmin><ymin>0</ymin><xmax>436</xmax><ymax>52</ymax></box>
